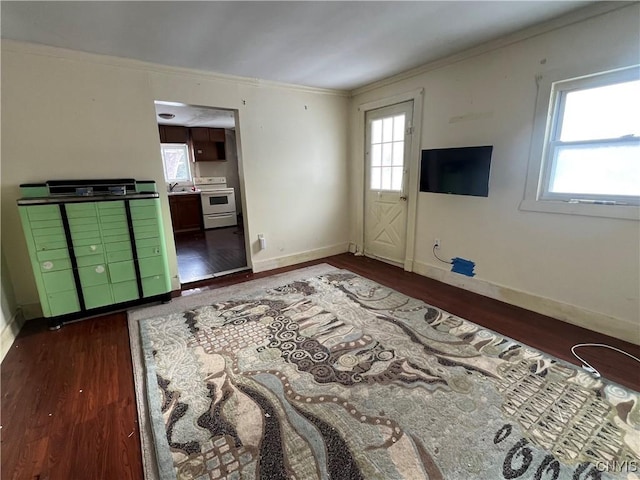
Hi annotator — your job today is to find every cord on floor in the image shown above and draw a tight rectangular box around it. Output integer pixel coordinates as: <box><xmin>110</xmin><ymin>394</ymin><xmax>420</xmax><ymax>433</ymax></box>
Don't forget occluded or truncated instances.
<box><xmin>571</xmin><ymin>343</ymin><xmax>640</xmax><ymax>378</ymax></box>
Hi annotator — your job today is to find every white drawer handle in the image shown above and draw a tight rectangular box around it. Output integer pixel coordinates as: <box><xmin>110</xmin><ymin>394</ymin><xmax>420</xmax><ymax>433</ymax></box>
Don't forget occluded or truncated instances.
<box><xmin>95</xmin><ymin>265</ymin><xmax>105</xmax><ymax>274</ymax></box>
<box><xmin>90</xmin><ymin>245</ymin><xmax>97</xmax><ymax>251</ymax></box>
<box><xmin>42</xmin><ymin>261</ymin><xmax>54</xmax><ymax>270</ymax></box>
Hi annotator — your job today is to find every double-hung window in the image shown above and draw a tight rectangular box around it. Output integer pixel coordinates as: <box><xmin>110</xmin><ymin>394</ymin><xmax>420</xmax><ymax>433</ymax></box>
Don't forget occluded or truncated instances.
<box><xmin>538</xmin><ymin>66</ymin><xmax>640</xmax><ymax>206</ymax></box>
<box><xmin>161</xmin><ymin>144</ymin><xmax>192</xmax><ymax>184</ymax></box>
<box><xmin>523</xmin><ymin>65</ymin><xmax>640</xmax><ymax>219</ymax></box>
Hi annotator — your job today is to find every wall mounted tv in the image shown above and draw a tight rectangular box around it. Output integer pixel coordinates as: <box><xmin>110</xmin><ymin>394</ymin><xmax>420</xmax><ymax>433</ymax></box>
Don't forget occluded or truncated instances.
<box><xmin>419</xmin><ymin>145</ymin><xmax>493</xmax><ymax>197</ymax></box>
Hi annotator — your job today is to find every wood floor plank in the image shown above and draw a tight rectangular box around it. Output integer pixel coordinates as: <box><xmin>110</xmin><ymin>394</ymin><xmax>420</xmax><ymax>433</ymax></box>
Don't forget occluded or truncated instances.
<box><xmin>2</xmin><ymin>253</ymin><xmax>638</xmax><ymax>479</ymax></box>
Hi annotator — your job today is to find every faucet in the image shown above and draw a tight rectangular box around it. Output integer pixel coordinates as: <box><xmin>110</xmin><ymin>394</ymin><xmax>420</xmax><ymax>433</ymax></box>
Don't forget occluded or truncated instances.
<box><xmin>169</xmin><ymin>182</ymin><xmax>179</xmax><ymax>192</ymax></box>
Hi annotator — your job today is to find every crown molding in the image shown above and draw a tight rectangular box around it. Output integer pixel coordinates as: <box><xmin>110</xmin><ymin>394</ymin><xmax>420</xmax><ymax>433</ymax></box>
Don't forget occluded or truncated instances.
<box><xmin>350</xmin><ymin>1</ymin><xmax>636</xmax><ymax>97</ymax></box>
<box><xmin>1</xmin><ymin>39</ymin><xmax>349</xmax><ymax>97</ymax></box>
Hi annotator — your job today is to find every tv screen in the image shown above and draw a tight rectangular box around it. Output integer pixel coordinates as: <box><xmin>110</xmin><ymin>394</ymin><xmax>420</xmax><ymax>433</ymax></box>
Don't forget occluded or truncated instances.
<box><xmin>419</xmin><ymin>146</ymin><xmax>492</xmax><ymax>197</ymax></box>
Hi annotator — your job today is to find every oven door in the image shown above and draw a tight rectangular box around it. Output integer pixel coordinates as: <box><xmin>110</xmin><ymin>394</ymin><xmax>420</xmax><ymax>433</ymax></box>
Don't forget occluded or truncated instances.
<box><xmin>200</xmin><ymin>189</ymin><xmax>235</xmax><ymax>215</ymax></box>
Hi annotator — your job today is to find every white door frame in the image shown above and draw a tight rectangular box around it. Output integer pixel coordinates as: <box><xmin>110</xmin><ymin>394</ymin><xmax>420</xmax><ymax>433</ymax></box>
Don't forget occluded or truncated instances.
<box><xmin>355</xmin><ymin>89</ymin><xmax>424</xmax><ymax>271</ymax></box>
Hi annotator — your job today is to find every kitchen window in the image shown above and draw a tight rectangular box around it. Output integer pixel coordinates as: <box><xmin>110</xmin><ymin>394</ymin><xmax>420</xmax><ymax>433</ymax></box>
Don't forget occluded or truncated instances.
<box><xmin>521</xmin><ymin>65</ymin><xmax>640</xmax><ymax>219</ymax></box>
<box><xmin>161</xmin><ymin>144</ymin><xmax>192</xmax><ymax>183</ymax></box>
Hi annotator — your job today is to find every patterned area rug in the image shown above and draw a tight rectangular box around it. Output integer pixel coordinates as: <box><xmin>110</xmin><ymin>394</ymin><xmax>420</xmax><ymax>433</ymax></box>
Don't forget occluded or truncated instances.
<box><xmin>128</xmin><ymin>265</ymin><xmax>640</xmax><ymax>480</ymax></box>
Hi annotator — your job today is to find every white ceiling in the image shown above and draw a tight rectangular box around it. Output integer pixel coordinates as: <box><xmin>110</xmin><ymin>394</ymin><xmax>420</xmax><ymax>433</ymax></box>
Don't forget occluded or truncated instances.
<box><xmin>1</xmin><ymin>1</ymin><xmax>592</xmax><ymax>91</ymax></box>
<box><xmin>155</xmin><ymin>102</ymin><xmax>236</xmax><ymax>129</ymax></box>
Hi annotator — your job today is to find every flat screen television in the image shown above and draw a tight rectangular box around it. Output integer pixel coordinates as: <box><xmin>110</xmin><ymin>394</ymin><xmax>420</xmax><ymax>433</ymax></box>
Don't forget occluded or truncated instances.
<box><xmin>419</xmin><ymin>145</ymin><xmax>492</xmax><ymax>197</ymax></box>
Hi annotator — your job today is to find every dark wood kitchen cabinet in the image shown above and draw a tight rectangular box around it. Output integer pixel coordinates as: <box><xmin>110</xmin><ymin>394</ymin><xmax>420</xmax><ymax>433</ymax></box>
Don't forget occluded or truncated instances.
<box><xmin>158</xmin><ymin>125</ymin><xmax>189</xmax><ymax>143</ymax></box>
<box><xmin>168</xmin><ymin>194</ymin><xmax>203</xmax><ymax>232</ymax></box>
<box><xmin>191</xmin><ymin>127</ymin><xmax>226</xmax><ymax>162</ymax></box>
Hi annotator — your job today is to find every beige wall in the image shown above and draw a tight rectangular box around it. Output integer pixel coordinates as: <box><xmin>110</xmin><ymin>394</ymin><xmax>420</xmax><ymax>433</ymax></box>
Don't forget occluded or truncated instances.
<box><xmin>1</xmin><ymin>42</ymin><xmax>350</xmax><ymax>316</ymax></box>
<box><xmin>1</xmin><ymin>249</ymin><xmax>23</xmax><ymax>360</ymax></box>
<box><xmin>350</xmin><ymin>5</ymin><xmax>640</xmax><ymax>342</ymax></box>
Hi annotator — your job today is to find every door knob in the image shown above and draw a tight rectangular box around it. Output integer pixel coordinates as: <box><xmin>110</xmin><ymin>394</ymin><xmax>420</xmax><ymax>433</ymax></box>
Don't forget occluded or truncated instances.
<box><xmin>400</xmin><ymin>195</ymin><xmax>408</xmax><ymax>201</ymax></box>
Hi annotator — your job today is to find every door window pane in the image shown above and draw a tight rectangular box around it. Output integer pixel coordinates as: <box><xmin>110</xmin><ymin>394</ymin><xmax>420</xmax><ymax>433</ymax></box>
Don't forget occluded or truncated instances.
<box><xmin>393</xmin><ymin>115</ymin><xmax>405</xmax><ymax>141</ymax></box>
<box><xmin>381</xmin><ymin>167</ymin><xmax>392</xmax><ymax>190</ymax></box>
<box><xmin>371</xmin><ymin>144</ymin><xmax>382</xmax><ymax>167</ymax></box>
<box><xmin>392</xmin><ymin>142</ymin><xmax>404</xmax><ymax>166</ymax></box>
<box><xmin>371</xmin><ymin>167</ymin><xmax>381</xmax><ymax>190</ymax></box>
<box><xmin>391</xmin><ymin>167</ymin><xmax>403</xmax><ymax>191</ymax></box>
<box><xmin>383</xmin><ymin>117</ymin><xmax>393</xmax><ymax>143</ymax></box>
<box><xmin>382</xmin><ymin>143</ymin><xmax>393</xmax><ymax>166</ymax></box>
<box><xmin>371</xmin><ymin>119</ymin><xmax>382</xmax><ymax>144</ymax></box>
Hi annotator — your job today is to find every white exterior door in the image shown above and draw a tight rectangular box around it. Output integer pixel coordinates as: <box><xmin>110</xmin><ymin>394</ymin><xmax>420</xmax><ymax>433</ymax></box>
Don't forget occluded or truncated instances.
<box><xmin>364</xmin><ymin>101</ymin><xmax>413</xmax><ymax>265</ymax></box>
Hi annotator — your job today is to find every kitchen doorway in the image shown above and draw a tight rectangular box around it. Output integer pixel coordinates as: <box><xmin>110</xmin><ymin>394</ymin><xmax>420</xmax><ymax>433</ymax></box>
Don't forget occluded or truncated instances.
<box><xmin>155</xmin><ymin>101</ymin><xmax>250</xmax><ymax>285</ymax></box>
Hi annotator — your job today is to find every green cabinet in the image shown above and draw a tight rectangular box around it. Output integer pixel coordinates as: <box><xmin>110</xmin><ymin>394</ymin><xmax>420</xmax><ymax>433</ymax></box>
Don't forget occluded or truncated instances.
<box><xmin>18</xmin><ymin>195</ymin><xmax>171</xmax><ymax>321</ymax></box>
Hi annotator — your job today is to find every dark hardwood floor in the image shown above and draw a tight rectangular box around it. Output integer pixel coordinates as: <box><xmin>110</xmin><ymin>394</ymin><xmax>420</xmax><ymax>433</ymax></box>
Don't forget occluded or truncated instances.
<box><xmin>2</xmin><ymin>253</ymin><xmax>638</xmax><ymax>479</ymax></box>
<box><xmin>175</xmin><ymin>226</ymin><xmax>247</xmax><ymax>284</ymax></box>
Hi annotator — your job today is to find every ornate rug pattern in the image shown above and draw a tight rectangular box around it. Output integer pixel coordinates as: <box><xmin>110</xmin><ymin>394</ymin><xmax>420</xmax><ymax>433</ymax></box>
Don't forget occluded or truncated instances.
<box><xmin>130</xmin><ymin>265</ymin><xmax>640</xmax><ymax>480</ymax></box>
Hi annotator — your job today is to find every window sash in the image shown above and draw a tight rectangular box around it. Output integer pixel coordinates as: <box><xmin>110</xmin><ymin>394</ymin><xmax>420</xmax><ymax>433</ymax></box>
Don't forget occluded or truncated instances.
<box><xmin>539</xmin><ymin>67</ymin><xmax>640</xmax><ymax>205</ymax></box>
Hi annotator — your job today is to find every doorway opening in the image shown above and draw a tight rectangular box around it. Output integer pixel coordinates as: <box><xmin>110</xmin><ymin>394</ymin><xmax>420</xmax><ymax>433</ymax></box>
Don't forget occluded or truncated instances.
<box><xmin>154</xmin><ymin>101</ymin><xmax>250</xmax><ymax>285</ymax></box>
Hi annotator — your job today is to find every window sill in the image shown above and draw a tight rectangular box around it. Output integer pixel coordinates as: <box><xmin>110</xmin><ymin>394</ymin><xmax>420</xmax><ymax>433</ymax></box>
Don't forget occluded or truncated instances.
<box><xmin>519</xmin><ymin>199</ymin><xmax>639</xmax><ymax>221</ymax></box>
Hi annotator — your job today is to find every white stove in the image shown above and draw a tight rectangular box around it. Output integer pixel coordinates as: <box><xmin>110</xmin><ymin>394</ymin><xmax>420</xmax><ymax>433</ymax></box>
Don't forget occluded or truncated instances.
<box><xmin>193</xmin><ymin>177</ymin><xmax>237</xmax><ymax>229</ymax></box>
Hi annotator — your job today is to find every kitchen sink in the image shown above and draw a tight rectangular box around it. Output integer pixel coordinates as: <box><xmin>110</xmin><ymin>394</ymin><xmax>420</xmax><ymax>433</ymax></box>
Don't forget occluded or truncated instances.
<box><xmin>168</xmin><ymin>189</ymin><xmax>201</xmax><ymax>195</ymax></box>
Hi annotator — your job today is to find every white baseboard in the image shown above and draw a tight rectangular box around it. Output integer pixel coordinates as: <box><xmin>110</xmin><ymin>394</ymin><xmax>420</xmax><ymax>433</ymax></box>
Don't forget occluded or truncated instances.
<box><xmin>252</xmin><ymin>243</ymin><xmax>349</xmax><ymax>273</ymax></box>
<box><xmin>1</xmin><ymin>308</ymin><xmax>25</xmax><ymax>361</ymax></box>
<box><xmin>412</xmin><ymin>260</ymin><xmax>639</xmax><ymax>345</ymax></box>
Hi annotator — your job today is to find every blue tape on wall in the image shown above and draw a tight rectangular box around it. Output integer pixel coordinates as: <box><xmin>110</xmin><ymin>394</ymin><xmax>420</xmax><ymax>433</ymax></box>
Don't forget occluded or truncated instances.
<box><xmin>451</xmin><ymin>257</ymin><xmax>475</xmax><ymax>277</ymax></box>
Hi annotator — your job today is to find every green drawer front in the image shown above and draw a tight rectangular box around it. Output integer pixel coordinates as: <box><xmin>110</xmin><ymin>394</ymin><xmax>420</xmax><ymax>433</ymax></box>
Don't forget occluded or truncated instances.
<box><xmin>71</xmin><ymin>228</ymin><xmax>101</xmax><ymax>240</ymax></box>
<box><xmin>105</xmin><ymin>241</ymin><xmax>131</xmax><ymax>253</ymax></box>
<box><xmin>40</xmin><ymin>258</ymin><xmax>72</xmax><ymax>273</ymax></box>
<box><xmin>130</xmin><ymin>199</ymin><xmax>158</xmax><ymax>208</ymax></box>
<box><xmin>73</xmin><ymin>236</ymin><xmax>102</xmax><ymax>247</ymax></box>
<box><xmin>76</xmin><ymin>254</ymin><xmax>105</xmax><ymax>267</ymax></box>
<box><xmin>33</xmin><ymin>226</ymin><xmax>65</xmax><ymax>238</ymax></box>
<box><xmin>68</xmin><ymin>216</ymin><xmax>100</xmax><ymax>227</ymax></box>
<box><xmin>74</xmin><ymin>243</ymin><xmax>103</xmax><ymax>257</ymax></box>
<box><xmin>65</xmin><ymin>203</ymin><xmax>98</xmax><ymax>218</ymax></box>
<box><xmin>28</xmin><ymin>218</ymin><xmax>63</xmax><ymax>229</ymax></box>
<box><xmin>99</xmin><ymin>213</ymin><xmax>127</xmax><ymax>225</ymax></box>
<box><xmin>133</xmin><ymin>230</ymin><xmax>159</xmax><ymax>240</ymax></box>
<box><xmin>47</xmin><ymin>290</ymin><xmax>80</xmax><ymax>317</ymax></box>
<box><xmin>133</xmin><ymin>224</ymin><xmax>159</xmax><ymax>235</ymax></box>
<box><xmin>141</xmin><ymin>274</ymin><xmax>169</xmax><ymax>298</ymax></box>
<box><xmin>97</xmin><ymin>201</ymin><xmax>125</xmax><ymax>211</ymax></box>
<box><xmin>130</xmin><ymin>206</ymin><xmax>157</xmax><ymax>220</ymax></box>
<box><xmin>100</xmin><ymin>225</ymin><xmax>129</xmax><ymax>236</ymax></box>
<box><xmin>106</xmin><ymin>249</ymin><xmax>133</xmax><ymax>263</ymax></box>
<box><xmin>43</xmin><ymin>270</ymin><xmax>76</xmax><ymax>294</ymax></box>
<box><xmin>83</xmin><ymin>284</ymin><xmax>113</xmax><ymax>310</ymax></box>
<box><xmin>135</xmin><ymin>237</ymin><xmax>162</xmax><ymax>248</ymax></box>
<box><xmin>36</xmin><ymin>248</ymin><xmax>69</xmax><ymax>262</ymax></box>
<box><xmin>34</xmin><ymin>238</ymin><xmax>68</xmax><ymax>251</ymax></box>
<box><xmin>108</xmin><ymin>260</ymin><xmax>136</xmax><ymax>283</ymax></box>
<box><xmin>102</xmin><ymin>233</ymin><xmax>130</xmax><ymax>244</ymax></box>
<box><xmin>132</xmin><ymin>217</ymin><xmax>158</xmax><ymax>227</ymax></box>
<box><xmin>139</xmin><ymin>257</ymin><xmax>166</xmax><ymax>277</ymax></box>
<box><xmin>78</xmin><ymin>264</ymin><xmax>109</xmax><ymax>287</ymax></box>
<box><xmin>112</xmin><ymin>281</ymin><xmax>139</xmax><ymax>304</ymax></box>
<box><xmin>27</xmin><ymin>205</ymin><xmax>61</xmax><ymax>222</ymax></box>
<box><xmin>137</xmin><ymin>245</ymin><xmax>161</xmax><ymax>258</ymax></box>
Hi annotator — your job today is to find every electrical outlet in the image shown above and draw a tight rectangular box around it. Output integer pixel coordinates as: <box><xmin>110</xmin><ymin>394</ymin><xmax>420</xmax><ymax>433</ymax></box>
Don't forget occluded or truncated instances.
<box><xmin>434</xmin><ymin>238</ymin><xmax>441</xmax><ymax>248</ymax></box>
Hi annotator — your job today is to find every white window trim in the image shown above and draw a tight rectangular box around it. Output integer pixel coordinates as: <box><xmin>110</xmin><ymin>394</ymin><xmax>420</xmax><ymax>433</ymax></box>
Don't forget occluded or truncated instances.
<box><xmin>520</xmin><ymin>64</ymin><xmax>640</xmax><ymax>221</ymax></box>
